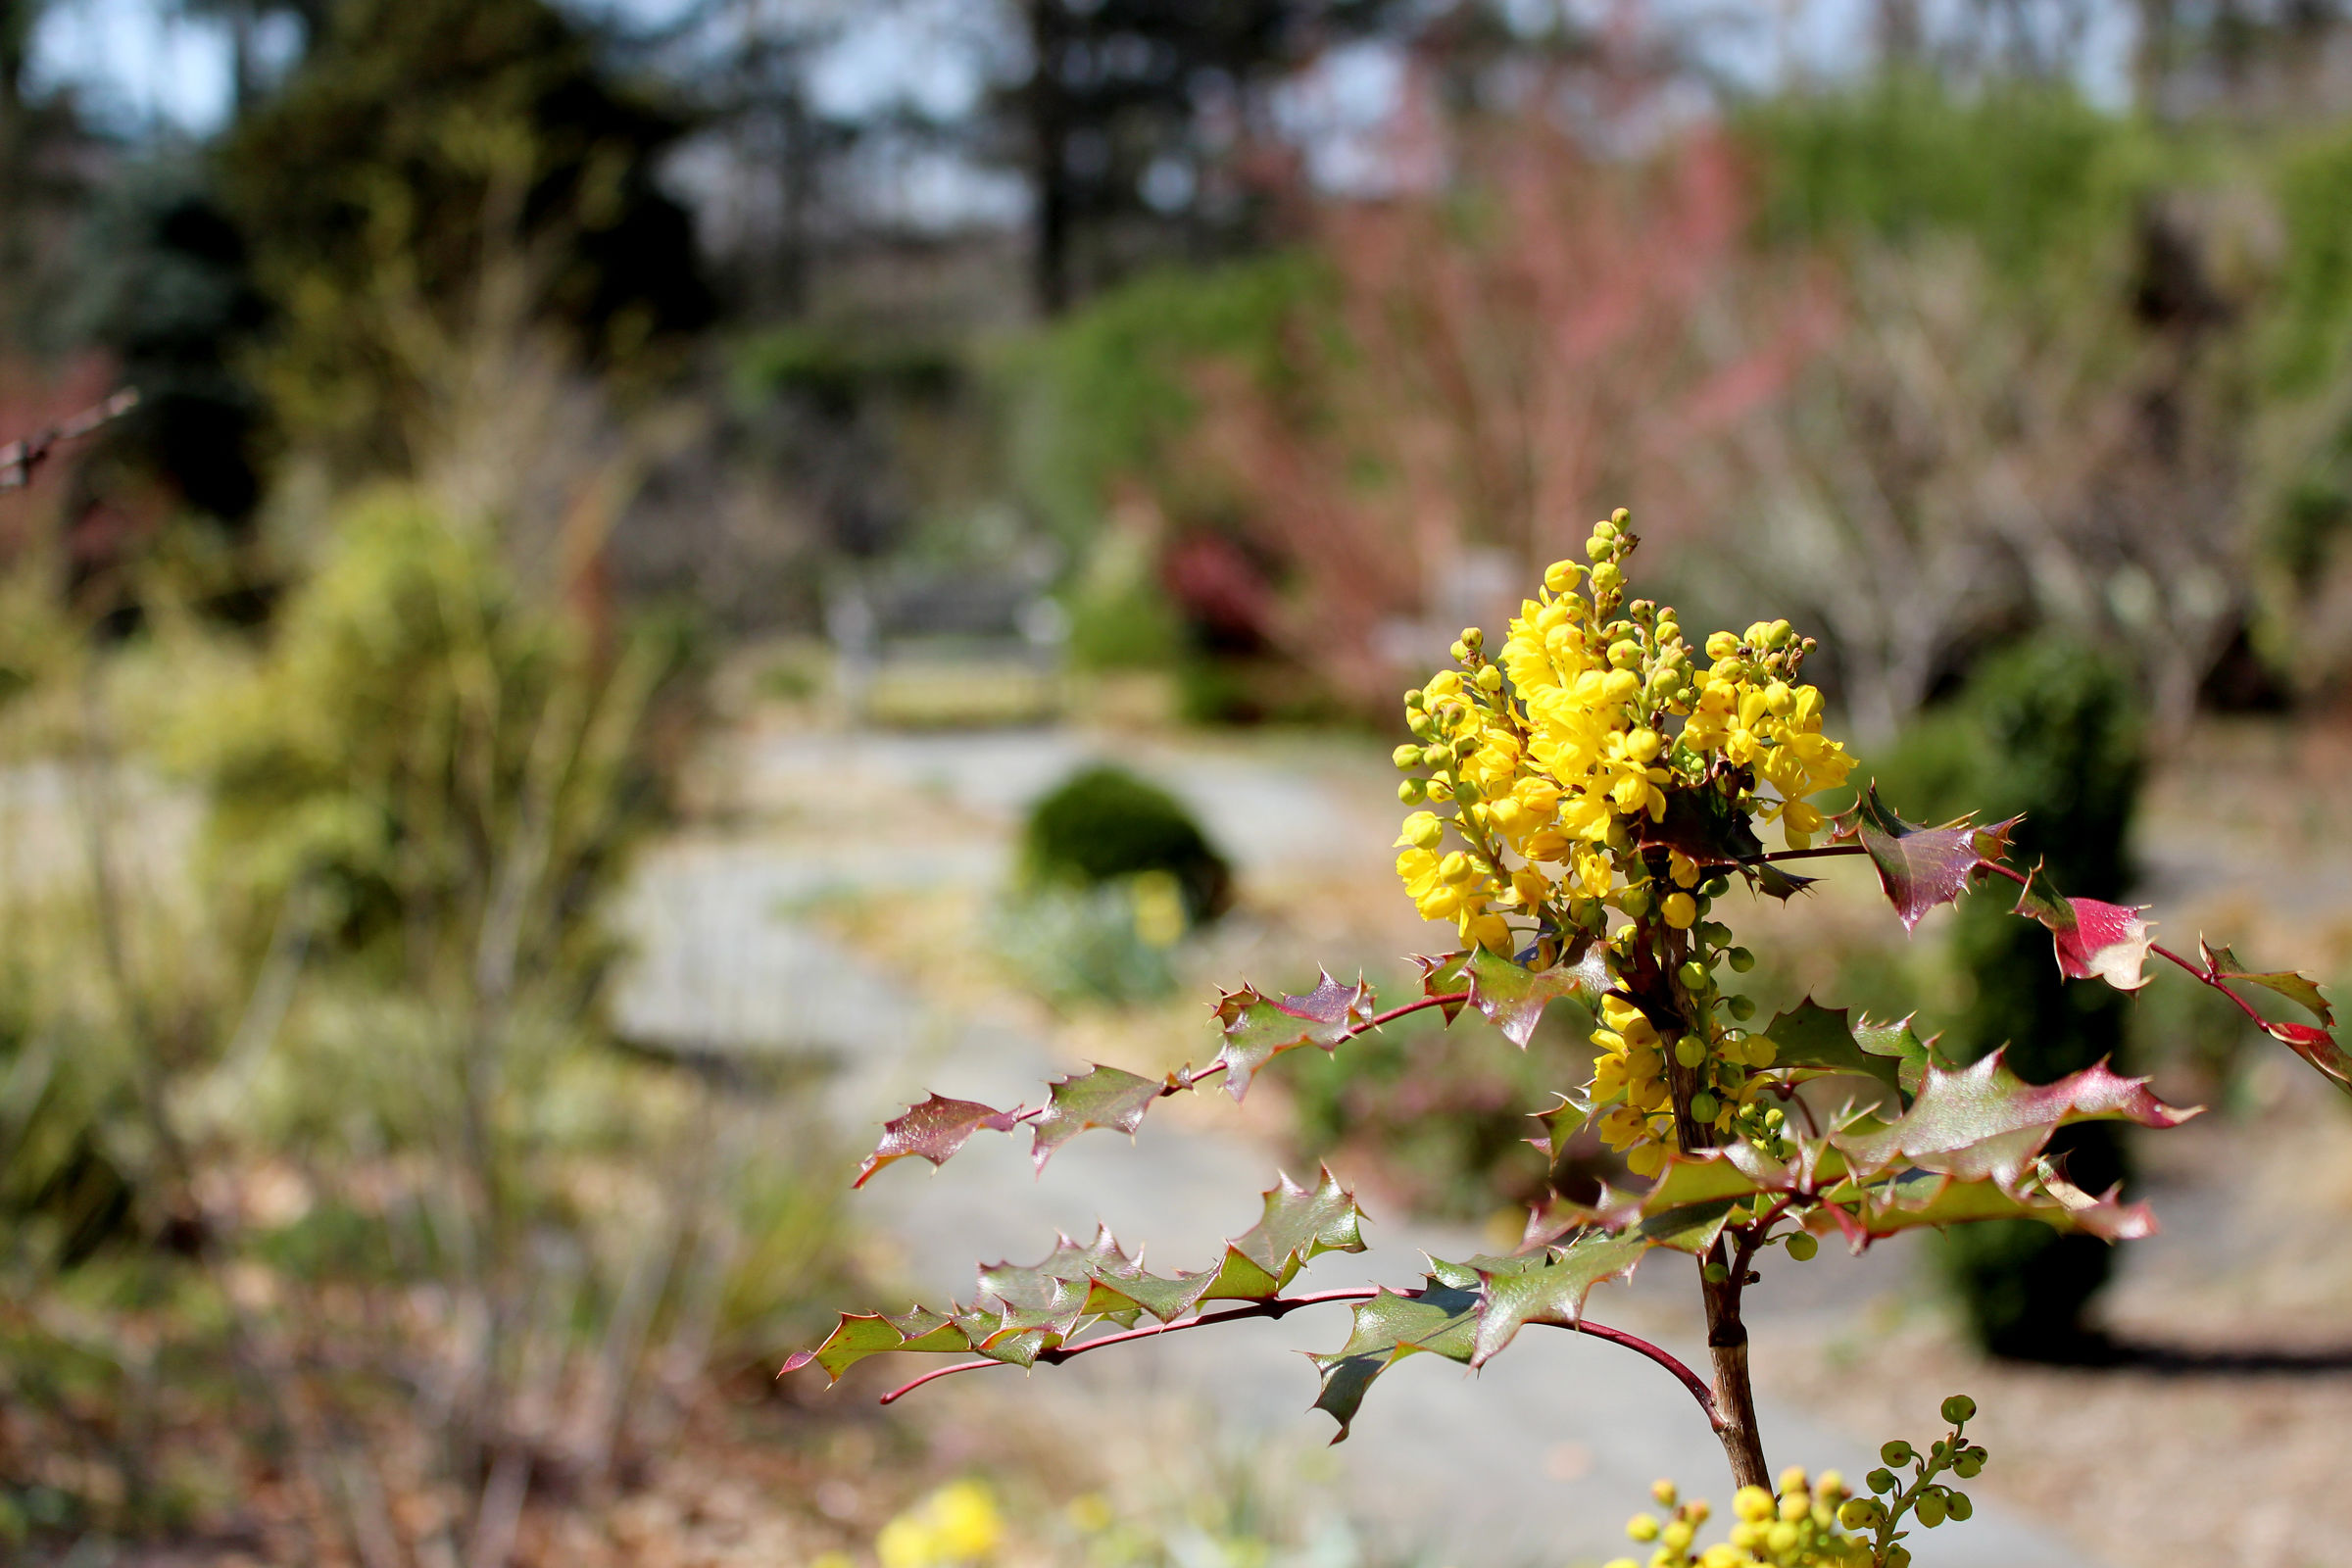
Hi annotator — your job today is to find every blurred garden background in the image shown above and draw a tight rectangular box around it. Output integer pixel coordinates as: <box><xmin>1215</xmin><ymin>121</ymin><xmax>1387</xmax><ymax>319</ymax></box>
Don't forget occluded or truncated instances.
<box><xmin>5</xmin><ymin>0</ymin><xmax>2352</xmax><ymax>1564</ymax></box>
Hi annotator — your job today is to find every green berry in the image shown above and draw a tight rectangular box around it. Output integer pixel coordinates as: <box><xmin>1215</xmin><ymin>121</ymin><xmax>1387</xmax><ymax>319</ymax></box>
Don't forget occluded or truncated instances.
<box><xmin>1866</xmin><ymin>1469</ymin><xmax>1896</xmax><ymax>1495</ymax></box>
<box><xmin>1421</xmin><ymin>743</ymin><xmax>1449</xmax><ymax>768</ymax></box>
<box><xmin>1620</xmin><ymin>885</ymin><xmax>1652</xmax><ymax>917</ymax></box>
<box><xmin>1392</xmin><ymin>744</ymin><xmax>1422</xmax><ymax>769</ymax></box>
<box><xmin>1690</xmin><ymin>1092</ymin><xmax>1719</xmax><ymax>1120</ymax></box>
<box><xmin>1953</xmin><ymin>1454</ymin><xmax>1984</xmax><ymax>1480</ymax></box>
<box><xmin>1398</xmin><ymin>780</ymin><xmax>1426</xmax><ymax>805</ymax></box>
<box><xmin>1727</xmin><ymin>946</ymin><xmax>1755</xmax><ymax>973</ymax></box>
<box><xmin>1677</xmin><ymin>959</ymin><xmax>1710</xmax><ymax>991</ymax></box>
<box><xmin>1880</xmin><ymin>1442</ymin><xmax>1913</xmax><ymax>1467</ymax></box>
<box><xmin>1946</xmin><ymin>1492</ymin><xmax>1972</xmax><ymax>1522</ymax></box>
<box><xmin>1726</xmin><ymin>995</ymin><xmax>1755</xmax><ymax>1022</ymax></box>
<box><xmin>1940</xmin><ymin>1395</ymin><xmax>1977</xmax><ymax>1425</ymax></box>
<box><xmin>1675</xmin><ymin>1035</ymin><xmax>1707</xmax><ymax>1069</ymax></box>
<box><xmin>1785</xmin><ymin>1232</ymin><xmax>1818</xmax><ymax>1261</ymax></box>
<box><xmin>1915</xmin><ymin>1492</ymin><xmax>1947</xmax><ymax>1529</ymax></box>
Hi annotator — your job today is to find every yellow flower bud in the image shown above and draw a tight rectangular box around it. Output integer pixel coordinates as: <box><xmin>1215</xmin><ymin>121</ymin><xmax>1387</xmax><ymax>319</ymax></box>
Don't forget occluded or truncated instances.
<box><xmin>1602</xmin><ymin>668</ymin><xmax>1641</xmax><ymax>704</ymax></box>
<box><xmin>1705</xmin><ymin>630</ymin><xmax>1739</xmax><ymax>660</ymax></box>
<box><xmin>1661</xmin><ymin>892</ymin><xmax>1697</xmax><ymax>929</ymax></box>
<box><xmin>1627</xmin><ymin>1514</ymin><xmax>1661</xmax><ymax>1542</ymax></box>
<box><xmin>1544</xmin><ymin>560</ymin><xmax>1581</xmax><ymax>593</ymax></box>
<box><xmin>1477</xmin><ymin>664</ymin><xmax>1504</xmax><ymax>692</ymax></box>
<box><xmin>1764</xmin><ymin>680</ymin><xmax>1793</xmax><ymax>716</ymax></box>
<box><xmin>1392</xmin><ymin>743</ymin><xmax>1422</xmax><ymax>769</ymax></box>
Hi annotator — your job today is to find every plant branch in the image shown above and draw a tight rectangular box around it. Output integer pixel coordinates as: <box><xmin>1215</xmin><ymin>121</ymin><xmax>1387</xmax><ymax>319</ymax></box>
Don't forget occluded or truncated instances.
<box><xmin>0</xmin><ymin>390</ymin><xmax>139</xmax><ymax>492</ymax></box>
<box><xmin>2148</xmin><ymin>942</ymin><xmax>2287</xmax><ymax>1035</ymax></box>
<box><xmin>871</xmin><ymin>1287</ymin><xmax>1718</xmax><ymax>1425</ymax></box>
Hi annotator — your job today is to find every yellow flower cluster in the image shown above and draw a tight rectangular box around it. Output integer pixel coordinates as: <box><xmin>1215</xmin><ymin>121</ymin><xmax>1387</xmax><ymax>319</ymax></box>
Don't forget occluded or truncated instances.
<box><xmin>1606</xmin><ymin>1471</ymin><xmax>1869</xmax><ymax>1568</ymax></box>
<box><xmin>1391</xmin><ymin>510</ymin><xmax>1852</xmax><ymax>953</ymax></box>
<box><xmin>1390</xmin><ymin>510</ymin><xmax>1855</xmax><ymax>1171</ymax></box>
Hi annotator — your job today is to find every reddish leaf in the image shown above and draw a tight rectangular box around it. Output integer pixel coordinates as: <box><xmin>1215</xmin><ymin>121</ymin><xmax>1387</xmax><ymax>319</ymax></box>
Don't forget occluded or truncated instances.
<box><xmin>1838</xmin><ymin>784</ymin><xmax>2016</xmax><ymax>934</ymax></box>
<box><xmin>1465</xmin><ymin>940</ymin><xmax>1614</xmax><ymax>1049</ymax></box>
<box><xmin>2012</xmin><ymin>864</ymin><xmax>2153</xmax><ymax>991</ymax></box>
<box><xmin>1030</xmin><ymin>1065</ymin><xmax>1162</xmax><ymax>1171</ymax></box>
<box><xmin>1835</xmin><ymin>1050</ymin><xmax>2198</xmax><ymax>1191</ymax></box>
<box><xmin>2200</xmin><ymin>938</ymin><xmax>2334</xmax><ymax>1027</ymax></box>
<box><xmin>2269</xmin><ymin>1020</ymin><xmax>2352</xmax><ymax>1098</ymax></box>
<box><xmin>854</xmin><ymin>1095</ymin><xmax>1022</xmax><ymax>1188</ymax></box>
<box><xmin>1210</xmin><ymin>972</ymin><xmax>1377</xmax><ymax>1101</ymax></box>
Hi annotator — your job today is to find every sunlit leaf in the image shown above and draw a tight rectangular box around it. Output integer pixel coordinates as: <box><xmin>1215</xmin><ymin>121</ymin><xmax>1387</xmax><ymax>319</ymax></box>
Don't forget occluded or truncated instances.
<box><xmin>855</xmin><ymin>1095</ymin><xmax>1023</xmax><ymax>1189</ymax></box>
<box><xmin>1308</xmin><ymin>1279</ymin><xmax>1479</xmax><ymax>1441</ymax></box>
<box><xmin>1211</xmin><ymin>972</ymin><xmax>1378</xmax><ymax>1102</ymax></box>
<box><xmin>1465</xmin><ymin>941</ymin><xmax>1613</xmax><ymax>1049</ymax></box>
<box><xmin>2011</xmin><ymin>864</ymin><xmax>2153</xmax><ymax>991</ymax></box>
<box><xmin>1761</xmin><ymin>998</ymin><xmax>1936</xmax><ymax>1099</ymax></box>
<box><xmin>1411</xmin><ymin>952</ymin><xmax>1473</xmax><ymax>1022</ymax></box>
<box><xmin>2200</xmin><ymin>938</ymin><xmax>2334</xmax><ymax>1027</ymax></box>
<box><xmin>1834</xmin><ymin>1050</ymin><xmax>2197</xmax><ymax>1191</ymax></box>
<box><xmin>1823</xmin><ymin>1163</ymin><xmax>2157</xmax><ymax>1249</ymax></box>
<box><xmin>1838</xmin><ymin>784</ymin><xmax>2017</xmax><ymax>934</ymax></box>
<box><xmin>1470</xmin><ymin>1199</ymin><xmax>1737</xmax><ymax>1367</ymax></box>
<box><xmin>1030</xmin><ymin>1064</ymin><xmax>1162</xmax><ymax>1171</ymax></box>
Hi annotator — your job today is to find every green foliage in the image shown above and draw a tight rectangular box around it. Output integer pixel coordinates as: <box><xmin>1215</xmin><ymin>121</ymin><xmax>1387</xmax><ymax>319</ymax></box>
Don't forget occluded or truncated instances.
<box><xmin>1019</xmin><ymin>764</ymin><xmax>1232</xmax><ymax>926</ymax></box>
<box><xmin>1011</xmin><ymin>257</ymin><xmax>1321</xmax><ymax>545</ymax></box>
<box><xmin>1740</xmin><ymin>77</ymin><xmax>2157</xmax><ymax>284</ymax></box>
<box><xmin>1876</xmin><ymin>637</ymin><xmax>2144</xmax><ymax>1358</ymax></box>
<box><xmin>218</xmin><ymin>0</ymin><xmax>710</xmax><ymax>466</ymax></box>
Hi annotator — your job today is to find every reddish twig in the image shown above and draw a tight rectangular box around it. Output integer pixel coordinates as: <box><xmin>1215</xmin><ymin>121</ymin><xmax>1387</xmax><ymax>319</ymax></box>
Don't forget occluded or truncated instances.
<box><xmin>0</xmin><ymin>390</ymin><xmax>139</xmax><ymax>493</ymax></box>
<box><xmin>872</xmin><ymin>1283</ymin><xmax>1719</xmax><ymax>1427</ymax></box>
<box><xmin>2148</xmin><ymin>942</ymin><xmax>2281</xmax><ymax>1034</ymax></box>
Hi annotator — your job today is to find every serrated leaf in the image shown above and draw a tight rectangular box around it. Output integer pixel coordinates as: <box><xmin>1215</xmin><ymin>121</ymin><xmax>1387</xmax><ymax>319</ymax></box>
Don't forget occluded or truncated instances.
<box><xmin>1465</xmin><ymin>941</ymin><xmax>1613</xmax><ymax>1049</ymax></box>
<box><xmin>1761</xmin><ymin>998</ymin><xmax>1936</xmax><ymax>1100</ymax></box>
<box><xmin>1307</xmin><ymin>1279</ymin><xmax>1480</xmax><ymax>1441</ymax></box>
<box><xmin>1411</xmin><ymin>952</ymin><xmax>1473</xmax><ymax>1022</ymax></box>
<box><xmin>1030</xmin><ymin>1064</ymin><xmax>1162</xmax><ymax>1170</ymax></box>
<box><xmin>855</xmin><ymin>1095</ymin><xmax>1022</xmax><ymax>1188</ymax></box>
<box><xmin>1743</xmin><ymin>860</ymin><xmax>1819</xmax><ymax>902</ymax></box>
<box><xmin>1831</xmin><ymin>1164</ymin><xmax>2157</xmax><ymax>1247</ymax></box>
<box><xmin>1469</xmin><ymin>1198</ymin><xmax>1737</xmax><ymax>1367</ymax></box>
<box><xmin>2012</xmin><ymin>864</ymin><xmax>2153</xmax><ymax>991</ymax></box>
<box><xmin>1211</xmin><ymin>972</ymin><xmax>1378</xmax><ymax>1102</ymax></box>
<box><xmin>2268</xmin><ymin>1020</ymin><xmax>2352</xmax><ymax>1098</ymax></box>
<box><xmin>781</xmin><ymin>1305</ymin><xmax>968</xmax><ymax>1380</ymax></box>
<box><xmin>1231</xmin><ymin>1165</ymin><xmax>1371</xmax><ymax>1284</ymax></box>
<box><xmin>2200</xmin><ymin>939</ymin><xmax>2333</xmax><ymax>1027</ymax></box>
<box><xmin>1834</xmin><ymin>1050</ymin><xmax>2197</xmax><ymax>1191</ymax></box>
<box><xmin>1838</xmin><ymin>784</ymin><xmax>2016</xmax><ymax>934</ymax></box>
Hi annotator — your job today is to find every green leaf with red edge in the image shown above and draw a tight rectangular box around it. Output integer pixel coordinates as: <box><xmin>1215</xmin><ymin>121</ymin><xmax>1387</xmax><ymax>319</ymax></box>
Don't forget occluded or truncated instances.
<box><xmin>1211</xmin><ymin>972</ymin><xmax>1378</xmax><ymax>1102</ymax></box>
<box><xmin>1030</xmin><ymin>1064</ymin><xmax>1162</xmax><ymax>1171</ymax></box>
<box><xmin>1833</xmin><ymin>1049</ymin><xmax>2198</xmax><ymax>1192</ymax></box>
<box><xmin>2269</xmin><ymin>1020</ymin><xmax>2352</xmax><ymax>1097</ymax></box>
<box><xmin>1465</xmin><ymin>940</ymin><xmax>1613</xmax><ymax>1049</ymax></box>
<box><xmin>2199</xmin><ymin>938</ymin><xmax>2334</xmax><ymax>1027</ymax></box>
<box><xmin>780</xmin><ymin>1168</ymin><xmax>1375</xmax><ymax>1385</ymax></box>
<box><xmin>854</xmin><ymin>1095</ymin><xmax>1022</xmax><ymax>1188</ymax></box>
<box><xmin>1308</xmin><ymin>1277</ymin><xmax>1480</xmax><ymax>1441</ymax></box>
<box><xmin>1410</xmin><ymin>952</ymin><xmax>1473</xmax><ymax>1022</ymax></box>
<box><xmin>1761</xmin><ymin>998</ymin><xmax>1940</xmax><ymax>1100</ymax></box>
<box><xmin>2011</xmin><ymin>863</ymin><xmax>2153</xmax><ymax>991</ymax></box>
<box><xmin>1469</xmin><ymin>1200</ymin><xmax>1735</xmax><ymax>1367</ymax></box>
<box><xmin>1811</xmin><ymin>1162</ymin><xmax>2158</xmax><ymax>1251</ymax></box>
<box><xmin>1837</xmin><ymin>784</ymin><xmax>2018</xmax><ymax>934</ymax></box>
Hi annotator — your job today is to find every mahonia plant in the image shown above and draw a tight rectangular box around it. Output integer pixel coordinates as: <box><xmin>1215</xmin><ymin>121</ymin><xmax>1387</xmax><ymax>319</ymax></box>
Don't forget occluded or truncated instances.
<box><xmin>785</xmin><ymin>512</ymin><xmax>2346</xmax><ymax>1565</ymax></box>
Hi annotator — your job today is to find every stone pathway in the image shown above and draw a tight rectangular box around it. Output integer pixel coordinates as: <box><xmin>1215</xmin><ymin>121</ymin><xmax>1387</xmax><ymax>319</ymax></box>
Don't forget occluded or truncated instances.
<box><xmin>612</xmin><ymin>724</ymin><xmax>2108</xmax><ymax>1567</ymax></box>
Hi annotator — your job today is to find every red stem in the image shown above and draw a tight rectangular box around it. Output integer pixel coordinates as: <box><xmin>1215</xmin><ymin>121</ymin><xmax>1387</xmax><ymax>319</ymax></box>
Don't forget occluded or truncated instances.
<box><xmin>873</xmin><ymin>1286</ymin><xmax>1718</xmax><ymax>1425</ymax></box>
<box><xmin>2149</xmin><ymin>942</ymin><xmax>2279</xmax><ymax>1033</ymax></box>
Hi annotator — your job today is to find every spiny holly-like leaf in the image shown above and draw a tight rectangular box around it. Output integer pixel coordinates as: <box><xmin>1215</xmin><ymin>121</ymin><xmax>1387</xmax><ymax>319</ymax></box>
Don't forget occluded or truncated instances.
<box><xmin>1834</xmin><ymin>1050</ymin><xmax>2197</xmax><ymax>1192</ymax></box>
<box><xmin>2200</xmin><ymin>938</ymin><xmax>2334</xmax><ymax>1026</ymax></box>
<box><xmin>1307</xmin><ymin>1277</ymin><xmax>1480</xmax><ymax>1442</ymax></box>
<box><xmin>1469</xmin><ymin>1200</ymin><xmax>1735</xmax><ymax>1367</ymax></box>
<box><xmin>855</xmin><ymin>1095</ymin><xmax>1022</xmax><ymax>1188</ymax></box>
<box><xmin>1760</xmin><ymin>999</ymin><xmax>1938</xmax><ymax>1100</ymax></box>
<box><xmin>1465</xmin><ymin>940</ymin><xmax>1613</xmax><ymax>1049</ymax></box>
<box><xmin>2269</xmin><ymin>1020</ymin><xmax>2352</xmax><ymax>1097</ymax></box>
<box><xmin>1211</xmin><ymin>972</ymin><xmax>1377</xmax><ymax>1102</ymax></box>
<box><xmin>1232</xmin><ymin>1165</ymin><xmax>1371</xmax><ymax>1283</ymax></box>
<box><xmin>1744</xmin><ymin>860</ymin><xmax>1820</xmax><ymax>902</ymax></box>
<box><xmin>2012</xmin><ymin>864</ymin><xmax>2153</xmax><ymax>991</ymax></box>
<box><xmin>1030</xmin><ymin>1064</ymin><xmax>1161</xmax><ymax>1171</ymax></box>
<box><xmin>1411</xmin><ymin>952</ymin><xmax>1473</xmax><ymax>1022</ymax></box>
<box><xmin>1838</xmin><ymin>784</ymin><xmax>2018</xmax><ymax>934</ymax></box>
<box><xmin>1816</xmin><ymin>1163</ymin><xmax>2157</xmax><ymax>1250</ymax></box>
<box><xmin>782</xmin><ymin>1169</ymin><xmax>1375</xmax><ymax>1385</ymax></box>
<box><xmin>780</xmin><ymin>1305</ymin><xmax>966</xmax><ymax>1380</ymax></box>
